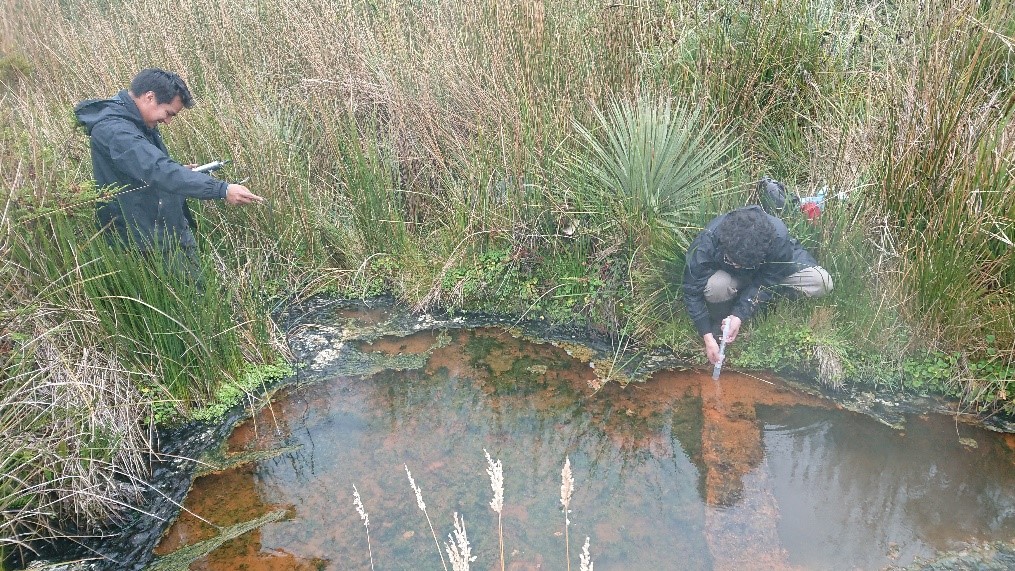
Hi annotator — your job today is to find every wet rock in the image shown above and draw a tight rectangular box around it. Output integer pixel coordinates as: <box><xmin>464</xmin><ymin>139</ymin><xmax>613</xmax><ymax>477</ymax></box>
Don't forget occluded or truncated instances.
<box><xmin>26</xmin><ymin>562</ymin><xmax>95</xmax><ymax>571</ymax></box>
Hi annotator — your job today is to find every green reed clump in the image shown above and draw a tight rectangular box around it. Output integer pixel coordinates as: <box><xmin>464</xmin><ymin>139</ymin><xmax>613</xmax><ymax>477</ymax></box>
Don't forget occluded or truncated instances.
<box><xmin>868</xmin><ymin>0</ymin><xmax>1015</xmax><ymax>372</ymax></box>
<box><xmin>1</xmin><ymin>203</ymin><xmax>289</xmax><ymax>558</ymax></box>
<box><xmin>14</xmin><ymin>214</ymin><xmax>246</xmax><ymax>407</ymax></box>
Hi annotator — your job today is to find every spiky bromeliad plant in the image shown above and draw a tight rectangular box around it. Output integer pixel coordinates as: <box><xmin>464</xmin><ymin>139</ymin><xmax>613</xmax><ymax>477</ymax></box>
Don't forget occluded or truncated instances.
<box><xmin>569</xmin><ymin>96</ymin><xmax>740</xmax><ymax>255</ymax></box>
<box><xmin>565</xmin><ymin>96</ymin><xmax>740</xmax><ymax>337</ymax></box>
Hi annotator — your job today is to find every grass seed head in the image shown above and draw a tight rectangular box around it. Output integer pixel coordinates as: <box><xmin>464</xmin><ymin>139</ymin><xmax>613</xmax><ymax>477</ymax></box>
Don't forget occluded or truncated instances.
<box><xmin>353</xmin><ymin>485</ymin><xmax>369</xmax><ymax>528</ymax></box>
<box><xmin>484</xmin><ymin>448</ymin><xmax>504</xmax><ymax>514</ymax></box>
<box><xmin>405</xmin><ymin>464</ymin><xmax>426</xmax><ymax>512</ymax></box>
<box><xmin>560</xmin><ymin>456</ymin><xmax>574</xmax><ymax>523</ymax></box>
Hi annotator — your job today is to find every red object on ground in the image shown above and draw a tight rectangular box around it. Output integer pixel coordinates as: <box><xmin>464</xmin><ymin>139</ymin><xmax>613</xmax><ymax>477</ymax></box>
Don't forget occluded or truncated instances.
<box><xmin>800</xmin><ymin>202</ymin><xmax>821</xmax><ymax>221</ymax></box>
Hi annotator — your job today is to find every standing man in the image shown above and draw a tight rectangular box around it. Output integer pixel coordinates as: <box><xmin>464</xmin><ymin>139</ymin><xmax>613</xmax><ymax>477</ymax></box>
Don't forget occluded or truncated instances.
<box><xmin>75</xmin><ymin>68</ymin><xmax>262</xmax><ymax>276</ymax></box>
<box><xmin>683</xmin><ymin>205</ymin><xmax>833</xmax><ymax>365</ymax></box>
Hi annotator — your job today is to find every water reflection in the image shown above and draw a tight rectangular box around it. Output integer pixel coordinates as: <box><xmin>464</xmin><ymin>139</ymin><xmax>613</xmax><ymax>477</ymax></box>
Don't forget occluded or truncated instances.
<box><xmin>156</xmin><ymin>328</ymin><xmax>1015</xmax><ymax>571</ymax></box>
<box><xmin>763</xmin><ymin>407</ymin><xmax>1015</xmax><ymax>569</ymax></box>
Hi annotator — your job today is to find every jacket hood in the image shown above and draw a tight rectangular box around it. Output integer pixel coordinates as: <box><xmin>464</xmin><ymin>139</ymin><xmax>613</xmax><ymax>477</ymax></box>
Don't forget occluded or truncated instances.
<box><xmin>74</xmin><ymin>90</ymin><xmax>145</xmax><ymax>135</ymax></box>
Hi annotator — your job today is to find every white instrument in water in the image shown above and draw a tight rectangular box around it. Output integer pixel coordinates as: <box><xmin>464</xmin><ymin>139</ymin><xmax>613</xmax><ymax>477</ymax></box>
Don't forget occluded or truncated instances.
<box><xmin>712</xmin><ymin>319</ymin><xmax>730</xmax><ymax>381</ymax></box>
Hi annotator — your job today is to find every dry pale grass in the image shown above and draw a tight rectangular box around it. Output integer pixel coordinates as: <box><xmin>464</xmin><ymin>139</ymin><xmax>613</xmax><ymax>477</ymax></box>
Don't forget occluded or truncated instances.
<box><xmin>2</xmin><ymin>146</ymin><xmax>153</xmax><ymax>555</ymax></box>
<box><xmin>0</xmin><ymin>322</ymin><xmax>153</xmax><ymax>554</ymax></box>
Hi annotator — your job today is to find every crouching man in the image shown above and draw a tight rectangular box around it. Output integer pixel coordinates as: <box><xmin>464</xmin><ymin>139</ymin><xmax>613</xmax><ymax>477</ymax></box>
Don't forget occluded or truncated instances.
<box><xmin>682</xmin><ymin>206</ymin><xmax>833</xmax><ymax>366</ymax></box>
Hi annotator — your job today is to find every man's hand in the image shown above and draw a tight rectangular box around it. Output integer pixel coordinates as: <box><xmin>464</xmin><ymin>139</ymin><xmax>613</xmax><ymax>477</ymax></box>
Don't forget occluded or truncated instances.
<box><xmin>703</xmin><ymin>315</ymin><xmax>744</xmax><ymax>365</ymax></box>
<box><xmin>704</xmin><ymin>333</ymin><xmax>721</xmax><ymax>365</ymax></box>
<box><xmin>225</xmin><ymin>183</ymin><xmax>265</xmax><ymax>205</ymax></box>
<box><xmin>723</xmin><ymin>315</ymin><xmax>743</xmax><ymax>343</ymax></box>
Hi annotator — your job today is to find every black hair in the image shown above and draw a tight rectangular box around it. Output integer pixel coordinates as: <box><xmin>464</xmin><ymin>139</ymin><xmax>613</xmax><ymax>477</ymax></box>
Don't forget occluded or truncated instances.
<box><xmin>715</xmin><ymin>207</ymin><xmax>776</xmax><ymax>269</ymax></box>
<box><xmin>129</xmin><ymin>68</ymin><xmax>194</xmax><ymax>108</ymax></box>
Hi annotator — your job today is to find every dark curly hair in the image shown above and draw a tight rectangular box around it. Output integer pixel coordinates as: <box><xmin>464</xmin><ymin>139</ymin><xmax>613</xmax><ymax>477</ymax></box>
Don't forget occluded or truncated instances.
<box><xmin>715</xmin><ymin>207</ymin><xmax>776</xmax><ymax>269</ymax></box>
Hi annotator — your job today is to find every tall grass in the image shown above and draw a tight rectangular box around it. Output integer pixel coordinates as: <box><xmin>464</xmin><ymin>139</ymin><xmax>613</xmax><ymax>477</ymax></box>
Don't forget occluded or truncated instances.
<box><xmin>0</xmin><ymin>206</ymin><xmax>153</xmax><ymax>561</ymax></box>
<box><xmin>870</xmin><ymin>0</ymin><xmax>1015</xmax><ymax>356</ymax></box>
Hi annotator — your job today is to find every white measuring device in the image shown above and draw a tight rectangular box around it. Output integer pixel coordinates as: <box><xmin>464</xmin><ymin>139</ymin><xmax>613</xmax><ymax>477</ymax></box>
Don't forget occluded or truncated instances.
<box><xmin>711</xmin><ymin>319</ymin><xmax>730</xmax><ymax>381</ymax></box>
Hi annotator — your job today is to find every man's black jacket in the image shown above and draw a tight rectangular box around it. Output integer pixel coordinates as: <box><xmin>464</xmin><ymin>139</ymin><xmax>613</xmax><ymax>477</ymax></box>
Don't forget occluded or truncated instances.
<box><xmin>75</xmin><ymin>91</ymin><xmax>227</xmax><ymax>251</ymax></box>
<box><xmin>682</xmin><ymin>206</ymin><xmax>819</xmax><ymax>336</ymax></box>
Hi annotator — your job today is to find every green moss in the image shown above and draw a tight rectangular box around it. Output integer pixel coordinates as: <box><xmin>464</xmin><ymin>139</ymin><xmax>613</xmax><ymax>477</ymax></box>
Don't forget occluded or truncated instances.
<box><xmin>189</xmin><ymin>359</ymin><xmax>293</xmax><ymax>423</ymax></box>
<box><xmin>464</xmin><ymin>333</ymin><xmax>505</xmax><ymax>370</ymax></box>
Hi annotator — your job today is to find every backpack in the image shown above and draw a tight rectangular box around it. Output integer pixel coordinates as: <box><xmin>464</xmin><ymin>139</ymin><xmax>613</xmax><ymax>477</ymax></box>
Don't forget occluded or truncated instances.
<box><xmin>756</xmin><ymin>177</ymin><xmax>800</xmax><ymax>216</ymax></box>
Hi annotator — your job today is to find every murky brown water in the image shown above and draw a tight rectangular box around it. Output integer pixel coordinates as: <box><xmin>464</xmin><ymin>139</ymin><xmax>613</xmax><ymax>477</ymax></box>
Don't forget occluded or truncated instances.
<box><xmin>155</xmin><ymin>326</ymin><xmax>1015</xmax><ymax>570</ymax></box>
